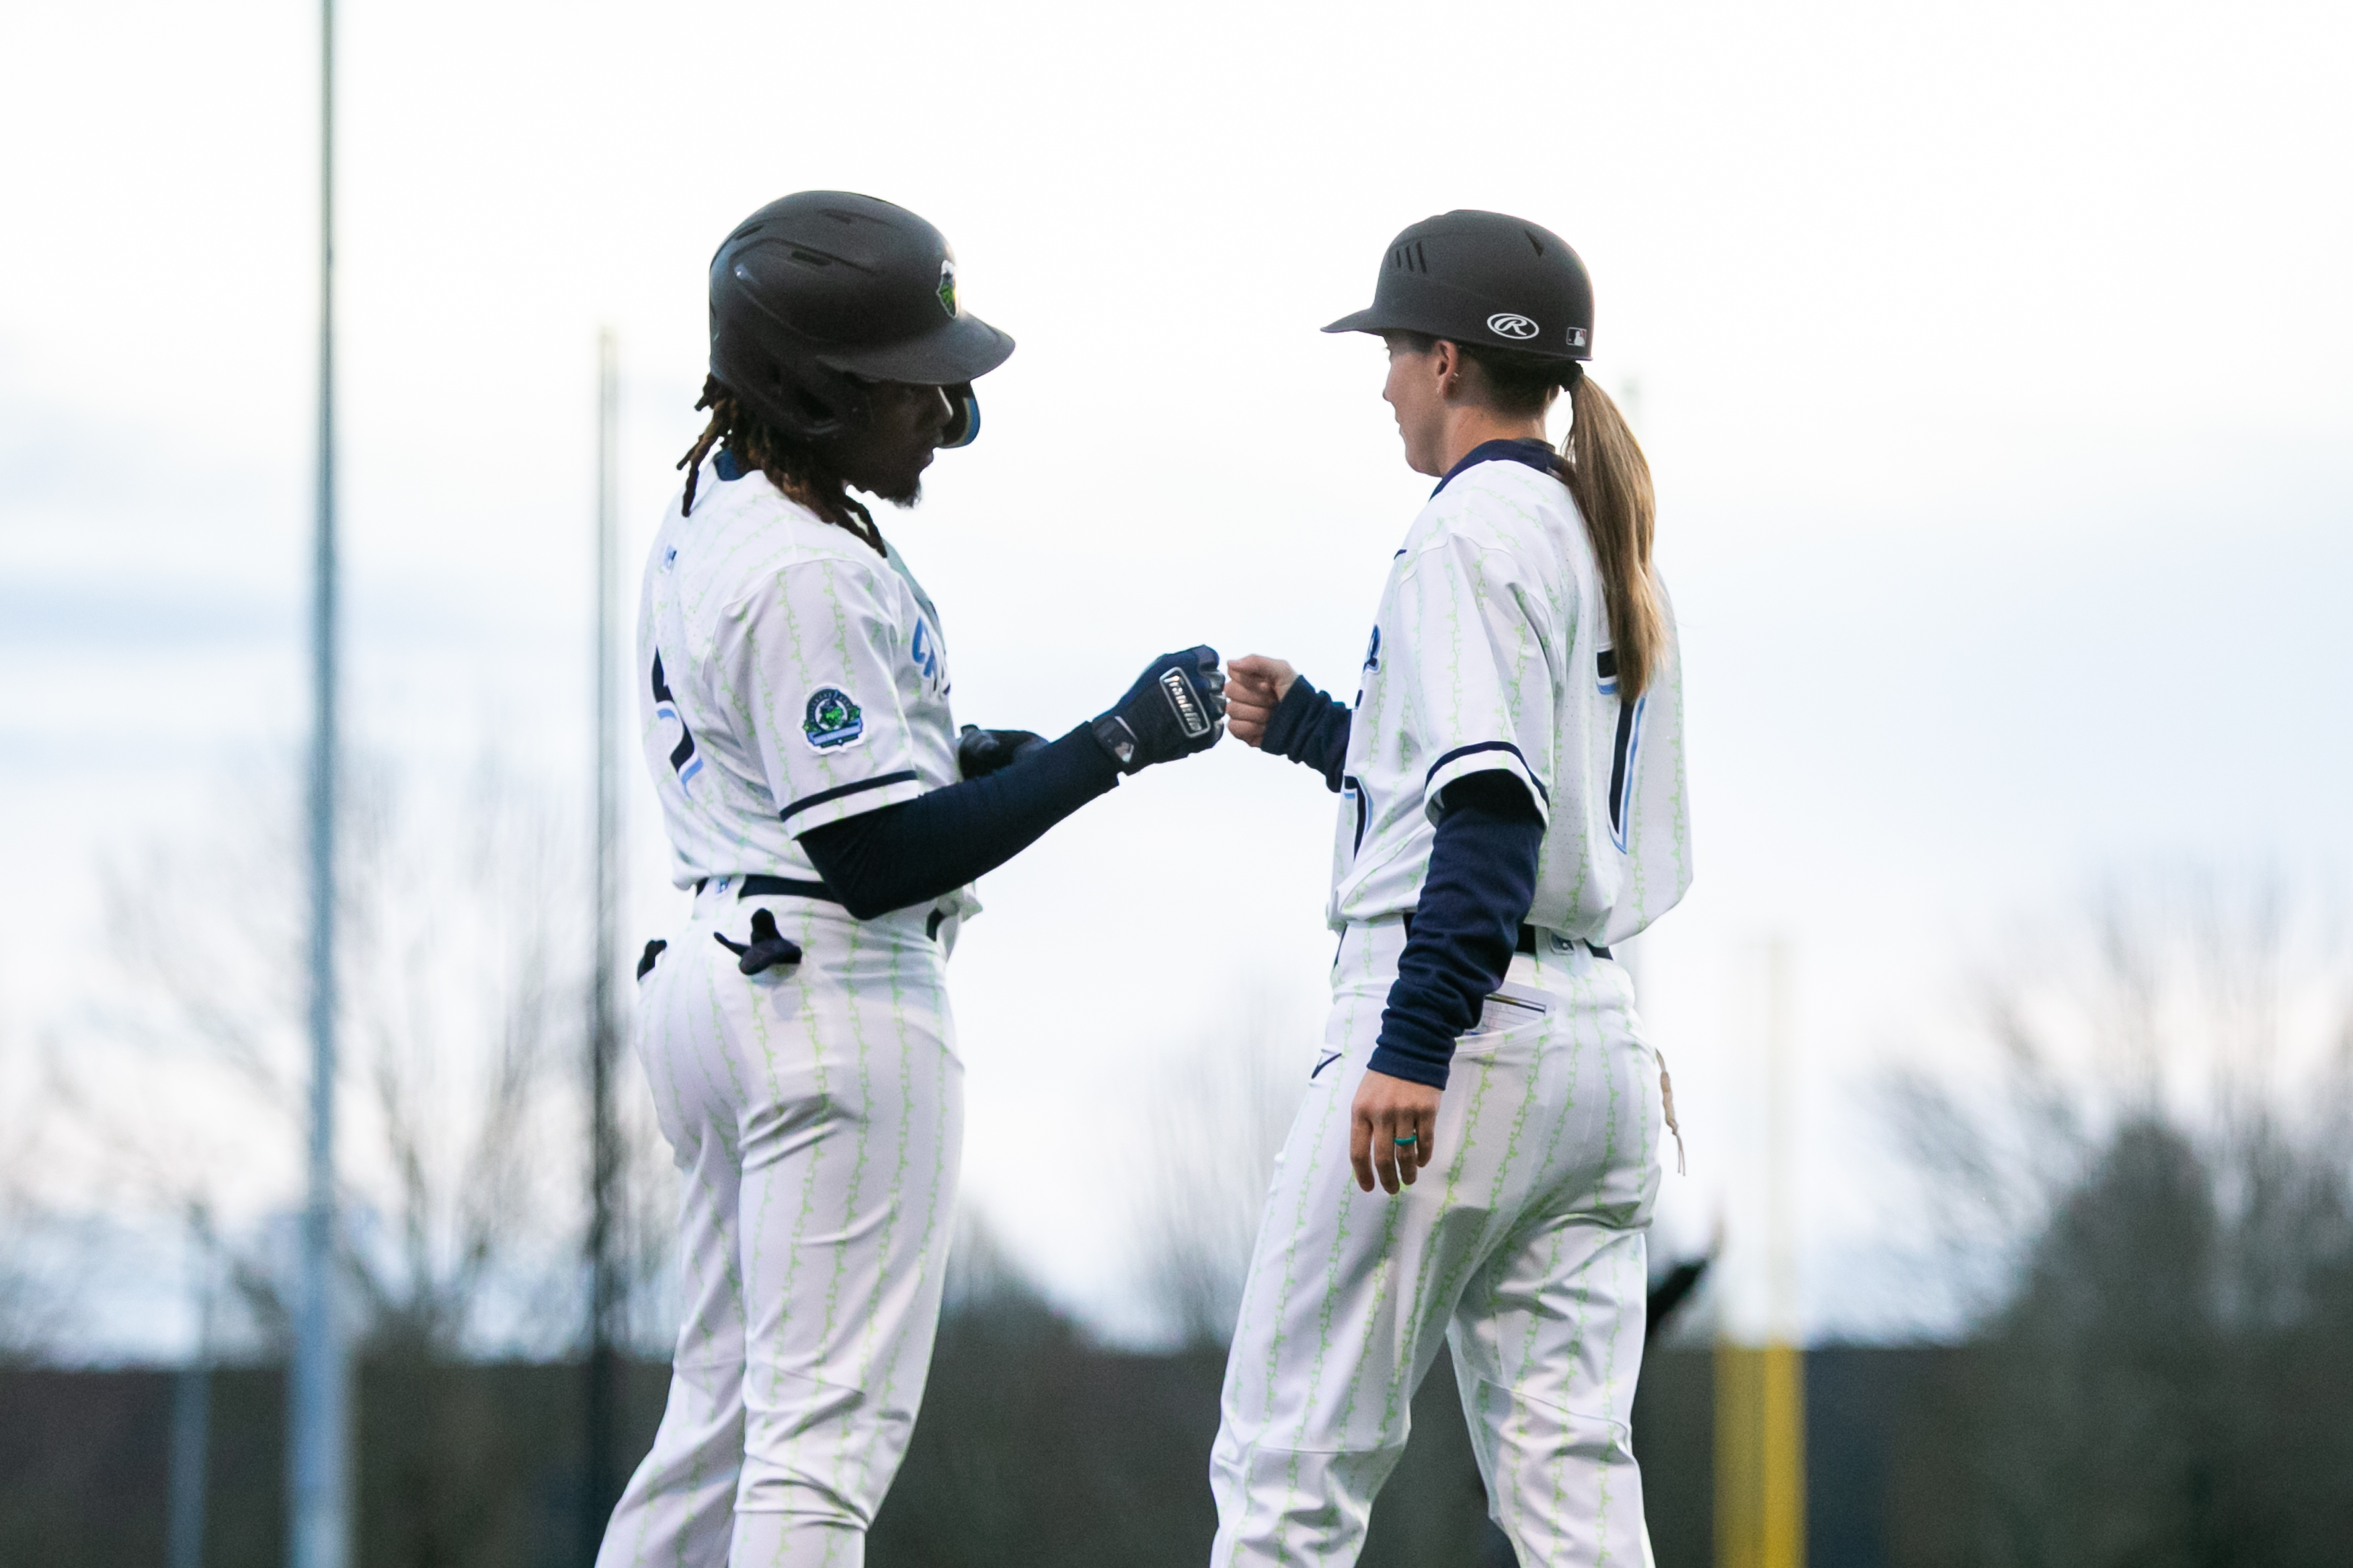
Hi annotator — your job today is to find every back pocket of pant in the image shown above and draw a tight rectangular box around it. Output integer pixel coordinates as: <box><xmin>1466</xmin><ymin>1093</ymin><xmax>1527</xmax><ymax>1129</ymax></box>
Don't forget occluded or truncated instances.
<box><xmin>1458</xmin><ymin>981</ymin><xmax>1554</xmax><ymax>1056</ymax></box>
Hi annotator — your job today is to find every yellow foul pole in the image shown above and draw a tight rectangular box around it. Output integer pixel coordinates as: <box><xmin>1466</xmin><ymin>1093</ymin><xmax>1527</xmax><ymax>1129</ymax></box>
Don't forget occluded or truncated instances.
<box><xmin>1716</xmin><ymin>938</ymin><xmax>1804</xmax><ymax>1568</ymax></box>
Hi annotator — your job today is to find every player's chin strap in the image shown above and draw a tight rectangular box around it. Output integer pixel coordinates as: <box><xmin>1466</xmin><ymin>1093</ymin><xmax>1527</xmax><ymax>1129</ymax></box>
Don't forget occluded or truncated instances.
<box><xmin>940</xmin><ymin>382</ymin><xmax>982</xmax><ymax>449</ymax></box>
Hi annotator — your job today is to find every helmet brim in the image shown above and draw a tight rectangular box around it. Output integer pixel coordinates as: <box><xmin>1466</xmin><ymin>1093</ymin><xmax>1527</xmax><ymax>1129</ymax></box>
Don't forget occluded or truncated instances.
<box><xmin>1322</xmin><ymin>303</ymin><xmax>1586</xmax><ymax>361</ymax></box>
<box><xmin>1321</xmin><ymin>306</ymin><xmax>1400</xmax><ymax>337</ymax></box>
<box><xmin>816</xmin><ymin>312</ymin><xmax>1015</xmax><ymax>386</ymax></box>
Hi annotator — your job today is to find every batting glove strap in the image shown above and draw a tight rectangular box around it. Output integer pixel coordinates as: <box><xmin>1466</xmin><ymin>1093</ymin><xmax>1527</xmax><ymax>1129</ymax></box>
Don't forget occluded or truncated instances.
<box><xmin>1092</xmin><ymin>646</ymin><xmax>1227</xmax><ymax>774</ymax></box>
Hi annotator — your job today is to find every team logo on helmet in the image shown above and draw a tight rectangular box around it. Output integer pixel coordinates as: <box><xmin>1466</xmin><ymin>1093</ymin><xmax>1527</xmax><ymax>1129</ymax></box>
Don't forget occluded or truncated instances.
<box><xmin>1486</xmin><ymin>312</ymin><xmax>1540</xmax><ymax>340</ymax></box>
<box><xmin>936</xmin><ymin>259</ymin><xmax>958</xmax><ymax>319</ymax></box>
<box><xmin>803</xmin><ymin>687</ymin><xmax>866</xmax><ymax>750</ymax></box>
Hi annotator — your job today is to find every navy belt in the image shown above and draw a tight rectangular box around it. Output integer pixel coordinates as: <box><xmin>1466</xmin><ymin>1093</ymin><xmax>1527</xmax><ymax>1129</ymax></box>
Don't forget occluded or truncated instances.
<box><xmin>1519</xmin><ymin>924</ymin><xmax>1611</xmax><ymax>960</ymax></box>
<box><xmin>696</xmin><ymin>874</ymin><xmax>836</xmax><ymax>902</ymax></box>
<box><xmin>694</xmin><ymin>875</ymin><xmax>947</xmax><ymax>941</ymax></box>
<box><xmin>1396</xmin><ymin>912</ymin><xmax>1610</xmax><ymax>960</ymax></box>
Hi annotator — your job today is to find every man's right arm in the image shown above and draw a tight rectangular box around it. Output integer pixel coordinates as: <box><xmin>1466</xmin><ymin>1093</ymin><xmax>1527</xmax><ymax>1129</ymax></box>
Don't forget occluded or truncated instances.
<box><xmin>799</xmin><ymin>726</ymin><xmax>1119</xmax><ymax>918</ymax></box>
<box><xmin>799</xmin><ymin>644</ymin><xmax>1230</xmax><ymax>919</ymax></box>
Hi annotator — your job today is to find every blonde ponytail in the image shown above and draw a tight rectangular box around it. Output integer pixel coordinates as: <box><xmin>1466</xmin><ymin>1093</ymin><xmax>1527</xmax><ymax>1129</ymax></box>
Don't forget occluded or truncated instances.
<box><xmin>1559</xmin><ymin>376</ymin><xmax>1664</xmax><ymax>698</ymax></box>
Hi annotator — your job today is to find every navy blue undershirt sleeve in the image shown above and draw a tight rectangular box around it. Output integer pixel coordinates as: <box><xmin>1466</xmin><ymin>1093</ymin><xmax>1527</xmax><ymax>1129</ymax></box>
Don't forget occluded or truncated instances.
<box><xmin>797</xmin><ymin>723</ymin><xmax>1121</xmax><ymax>919</ymax></box>
<box><xmin>1262</xmin><ymin>675</ymin><xmax>1351</xmax><ymax>793</ymax></box>
<box><xmin>1369</xmin><ymin>771</ymin><xmax>1545</xmax><ymax>1089</ymax></box>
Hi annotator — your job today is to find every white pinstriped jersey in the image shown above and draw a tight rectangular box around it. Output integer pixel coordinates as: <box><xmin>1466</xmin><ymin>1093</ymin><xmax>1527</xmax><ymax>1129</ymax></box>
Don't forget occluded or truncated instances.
<box><xmin>1328</xmin><ymin>451</ymin><xmax>1691</xmax><ymax>945</ymax></box>
<box><xmin>636</xmin><ymin>456</ymin><xmax>977</xmax><ymax>919</ymax></box>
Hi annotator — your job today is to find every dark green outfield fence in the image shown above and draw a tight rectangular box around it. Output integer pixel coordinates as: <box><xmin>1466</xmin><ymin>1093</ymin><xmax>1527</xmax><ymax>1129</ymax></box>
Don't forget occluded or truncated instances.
<box><xmin>0</xmin><ymin>1320</ymin><xmax>1964</xmax><ymax>1568</ymax></box>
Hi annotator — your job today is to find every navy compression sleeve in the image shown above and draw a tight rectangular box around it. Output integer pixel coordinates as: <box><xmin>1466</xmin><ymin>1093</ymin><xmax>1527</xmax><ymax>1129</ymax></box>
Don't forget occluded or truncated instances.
<box><xmin>797</xmin><ymin>723</ymin><xmax>1121</xmax><ymax>919</ymax></box>
<box><xmin>1368</xmin><ymin>771</ymin><xmax>1545</xmax><ymax>1089</ymax></box>
<box><xmin>1262</xmin><ymin>675</ymin><xmax>1351</xmax><ymax>792</ymax></box>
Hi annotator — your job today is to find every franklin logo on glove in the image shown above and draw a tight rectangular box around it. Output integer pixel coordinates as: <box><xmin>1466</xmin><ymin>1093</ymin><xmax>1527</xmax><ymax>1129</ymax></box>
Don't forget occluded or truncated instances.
<box><xmin>1160</xmin><ymin>667</ymin><xmax>1213</xmax><ymax>739</ymax></box>
<box><xmin>1090</xmin><ymin>645</ymin><xmax>1228</xmax><ymax>774</ymax></box>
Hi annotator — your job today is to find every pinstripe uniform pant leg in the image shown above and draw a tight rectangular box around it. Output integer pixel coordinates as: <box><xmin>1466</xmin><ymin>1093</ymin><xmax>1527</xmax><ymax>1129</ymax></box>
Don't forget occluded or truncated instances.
<box><xmin>598</xmin><ymin>891</ymin><xmax>964</xmax><ymax>1568</ymax></box>
<box><xmin>1209</xmin><ymin>922</ymin><xmax>1659</xmax><ymax>1568</ymax></box>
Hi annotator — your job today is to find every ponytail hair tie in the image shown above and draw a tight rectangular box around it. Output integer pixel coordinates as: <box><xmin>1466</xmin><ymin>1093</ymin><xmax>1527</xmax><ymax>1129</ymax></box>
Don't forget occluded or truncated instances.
<box><xmin>1558</xmin><ymin>362</ymin><xmax>1587</xmax><ymax>392</ymax></box>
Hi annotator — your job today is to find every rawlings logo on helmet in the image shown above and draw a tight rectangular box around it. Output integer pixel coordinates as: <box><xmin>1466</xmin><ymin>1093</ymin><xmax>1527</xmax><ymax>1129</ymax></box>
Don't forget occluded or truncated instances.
<box><xmin>1486</xmin><ymin>312</ymin><xmax>1540</xmax><ymax>340</ymax></box>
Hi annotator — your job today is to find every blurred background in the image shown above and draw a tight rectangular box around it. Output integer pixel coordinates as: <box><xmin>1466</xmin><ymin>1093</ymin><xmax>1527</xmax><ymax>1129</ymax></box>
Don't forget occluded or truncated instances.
<box><xmin>3</xmin><ymin>0</ymin><xmax>2350</xmax><ymax>1563</ymax></box>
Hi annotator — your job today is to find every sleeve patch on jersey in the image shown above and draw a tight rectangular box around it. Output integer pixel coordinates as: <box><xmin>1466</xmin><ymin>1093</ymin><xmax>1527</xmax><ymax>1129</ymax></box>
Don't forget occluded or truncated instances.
<box><xmin>802</xmin><ymin>688</ymin><xmax>867</xmax><ymax>751</ymax></box>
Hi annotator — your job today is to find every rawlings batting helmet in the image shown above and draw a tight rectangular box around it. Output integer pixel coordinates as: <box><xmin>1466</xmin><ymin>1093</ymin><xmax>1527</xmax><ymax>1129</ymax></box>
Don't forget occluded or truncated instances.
<box><xmin>1324</xmin><ymin>210</ymin><xmax>1593</xmax><ymax>368</ymax></box>
<box><xmin>709</xmin><ymin>191</ymin><xmax>1014</xmax><ymax>448</ymax></box>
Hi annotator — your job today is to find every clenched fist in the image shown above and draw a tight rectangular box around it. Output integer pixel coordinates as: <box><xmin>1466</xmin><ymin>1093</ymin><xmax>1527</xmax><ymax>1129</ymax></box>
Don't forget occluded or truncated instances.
<box><xmin>1224</xmin><ymin>654</ymin><xmax>1297</xmax><ymax>749</ymax></box>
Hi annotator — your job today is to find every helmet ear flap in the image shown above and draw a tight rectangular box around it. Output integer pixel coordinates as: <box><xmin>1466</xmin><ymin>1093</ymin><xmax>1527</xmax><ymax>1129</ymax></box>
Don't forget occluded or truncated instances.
<box><xmin>939</xmin><ymin>383</ymin><xmax>982</xmax><ymax>448</ymax></box>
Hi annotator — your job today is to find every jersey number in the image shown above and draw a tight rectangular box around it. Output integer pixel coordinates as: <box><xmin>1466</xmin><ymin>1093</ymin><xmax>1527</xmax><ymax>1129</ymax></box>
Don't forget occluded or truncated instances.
<box><xmin>1607</xmin><ymin>694</ymin><xmax>1644</xmax><ymax>854</ymax></box>
<box><xmin>1599</xmin><ymin>647</ymin><xmax>1642</xmax><ymax>852</ymax></box>
<box><xmin>651</xmin><ymin>651</ymin><xmax>703</xmax><ymax>786</ymax></box>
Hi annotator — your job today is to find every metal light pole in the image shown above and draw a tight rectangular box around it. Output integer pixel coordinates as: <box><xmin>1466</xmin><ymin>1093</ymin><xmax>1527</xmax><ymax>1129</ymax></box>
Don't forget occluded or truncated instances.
<box><xmin>167</xmin><ymin>1209</ymin><xmax>216</xmax><ymax>1568</ymax></box>
<box><xmin>289</xmin><ymin>1</ymin><xmax>348</xmax><ymax>1564</ymax></box>
<box><xmin>584</xmin><ymin>328</ymin><xmax>623</xmax><ymax>1558</ymax></box>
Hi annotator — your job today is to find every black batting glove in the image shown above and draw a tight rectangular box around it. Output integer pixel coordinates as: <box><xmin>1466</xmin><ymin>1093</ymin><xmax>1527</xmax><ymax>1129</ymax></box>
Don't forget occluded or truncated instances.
<box><xmin>1091</xmin><ymin>646</ymin><xmax>1227</xmax><ymax>773</ymax></box>
<box><xmin>957</xmin><ymin>725</ymin><xmax>1049</xmax><ymax>780</ymax></box>
<box><xmin>714</xmin><ymin>909</ymin><xmax>801</xmax><ymax>976</ymax></box>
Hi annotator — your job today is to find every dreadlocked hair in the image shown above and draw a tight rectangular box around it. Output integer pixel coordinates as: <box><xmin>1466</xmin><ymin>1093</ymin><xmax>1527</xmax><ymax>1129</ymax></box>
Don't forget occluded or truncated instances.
<box><xmin>676</xmin><ymin>376</ymin><xmax>887</xmax><ymax>556</ymax></box>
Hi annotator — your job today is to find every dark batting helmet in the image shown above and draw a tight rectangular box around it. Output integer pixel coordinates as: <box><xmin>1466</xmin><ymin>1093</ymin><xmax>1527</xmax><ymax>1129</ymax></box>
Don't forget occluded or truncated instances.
<box><xmin>708</xmin><ymin>191</ymin><xmax>1014</xmax><ymax>448</ymax></box>
<box><xmin>1324</xmin><ymin>210</ymin><xmax>1593</xmax><ymax>368</ymax></box>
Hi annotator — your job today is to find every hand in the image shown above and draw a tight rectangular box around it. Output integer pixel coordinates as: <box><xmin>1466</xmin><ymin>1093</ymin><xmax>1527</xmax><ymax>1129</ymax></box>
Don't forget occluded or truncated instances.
<box><xmin>957</xmin><ymin>725</ymin><xmax>1047</xmax><ymax>780</ymax></box>
<box><xmin>1091</xmin><ymin>646</ymin><xmax>1227</xmax><ymax>773</ymax></box>
<box><xmin>1350</xmin><ymin>1069</ymin><xmax>1440</xmax><ymax>1194</ymax></box>
<box><xmin>1224</xmin><ymin>655</ymin><xmax>1298</xmax><ymax>749</ymax></box>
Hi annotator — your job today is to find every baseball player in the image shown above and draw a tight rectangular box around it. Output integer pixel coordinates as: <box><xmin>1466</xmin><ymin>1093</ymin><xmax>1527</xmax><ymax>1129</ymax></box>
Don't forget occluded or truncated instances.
<box><xmin>598</xmin><ymin>191</ymin><xmax>1226</xmax><ymax>1568</ymax></box>
<box><xmin>1210</xmin><ymin>211</ymin><xmax>1691</xmax><ymax>1566</ymax></box>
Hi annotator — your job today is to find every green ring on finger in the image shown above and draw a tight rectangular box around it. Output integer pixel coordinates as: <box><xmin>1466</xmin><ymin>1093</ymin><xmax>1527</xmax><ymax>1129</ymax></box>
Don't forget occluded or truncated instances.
<box><xmin>1393</xmin><ymin>1132</ymin><xmax>1419</xmax><ymax>1147</ymax></box>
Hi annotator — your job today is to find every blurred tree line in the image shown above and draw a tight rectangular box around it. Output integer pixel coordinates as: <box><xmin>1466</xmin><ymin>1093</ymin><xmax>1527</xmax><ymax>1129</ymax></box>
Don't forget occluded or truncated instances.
<box><xmin>1881</xmin><ymin>870</ymin><xmax>2353</xmax><ymax>1566</ymax></box>
<box><xmin>1</xmin><ymin>743</ymin><xmax>2348</xmax><ymax>1567</ymax></box>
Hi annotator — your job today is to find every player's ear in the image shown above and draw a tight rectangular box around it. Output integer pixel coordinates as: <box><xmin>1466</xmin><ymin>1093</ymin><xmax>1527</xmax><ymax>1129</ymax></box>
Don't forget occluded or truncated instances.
<box><xmin>1432</xmin><ymin>339</ymin><xmax>1460</xmax><ymax>401</ymax></box>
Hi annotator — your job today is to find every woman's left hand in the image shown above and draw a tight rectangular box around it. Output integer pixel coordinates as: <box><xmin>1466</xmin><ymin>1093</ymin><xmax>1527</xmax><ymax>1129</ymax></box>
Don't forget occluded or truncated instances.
<box><xmin>1351</xmin><ymin>1069</ymin><xmax>1440</xmax><ymax>1194</ymax></box>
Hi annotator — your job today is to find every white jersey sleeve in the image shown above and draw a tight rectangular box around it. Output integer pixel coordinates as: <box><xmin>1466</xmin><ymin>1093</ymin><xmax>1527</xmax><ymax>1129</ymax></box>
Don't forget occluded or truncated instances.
<box><xmin>1384</xmin><ymin>523</ymin><xmax>1557</xmax><ymax>826</ymax></box>
<box><xmin>721</xmin><ymin>556</ymin><xmax>933</xmax><ymax>835</ymax></box>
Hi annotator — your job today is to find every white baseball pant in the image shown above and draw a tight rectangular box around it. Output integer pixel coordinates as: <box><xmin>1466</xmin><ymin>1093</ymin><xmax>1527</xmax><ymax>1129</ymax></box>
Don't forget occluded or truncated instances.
<box><xmin>1211</xmin><ymin>919</ymin><xmax>1662</xmax><ymax>1567</ymax></box>
<box><xmin>598</xmin><ymin>882</ymin><xmax>963</xmax><ymax>1568</ymax></box>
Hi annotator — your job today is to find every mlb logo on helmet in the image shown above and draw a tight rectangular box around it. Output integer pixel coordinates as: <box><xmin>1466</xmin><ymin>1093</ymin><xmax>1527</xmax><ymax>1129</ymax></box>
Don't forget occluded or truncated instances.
<box><xmin>1486</xmin><ymin>312</ymin><xmax>1540</xmax><ymax>340</ymax></box>
<box><xmin>1567</xmin><ymin>327</ymin><xmax>1589</xmax><ymax>349</ymax></box>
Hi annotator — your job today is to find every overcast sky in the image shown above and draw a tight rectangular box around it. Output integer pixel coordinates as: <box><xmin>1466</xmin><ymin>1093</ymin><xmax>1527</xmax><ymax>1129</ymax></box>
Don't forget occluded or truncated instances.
<box><xmin>3</xmin><ymin>0</ymin><xmax>2350</xmax><ymax>1352</ymax></box>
